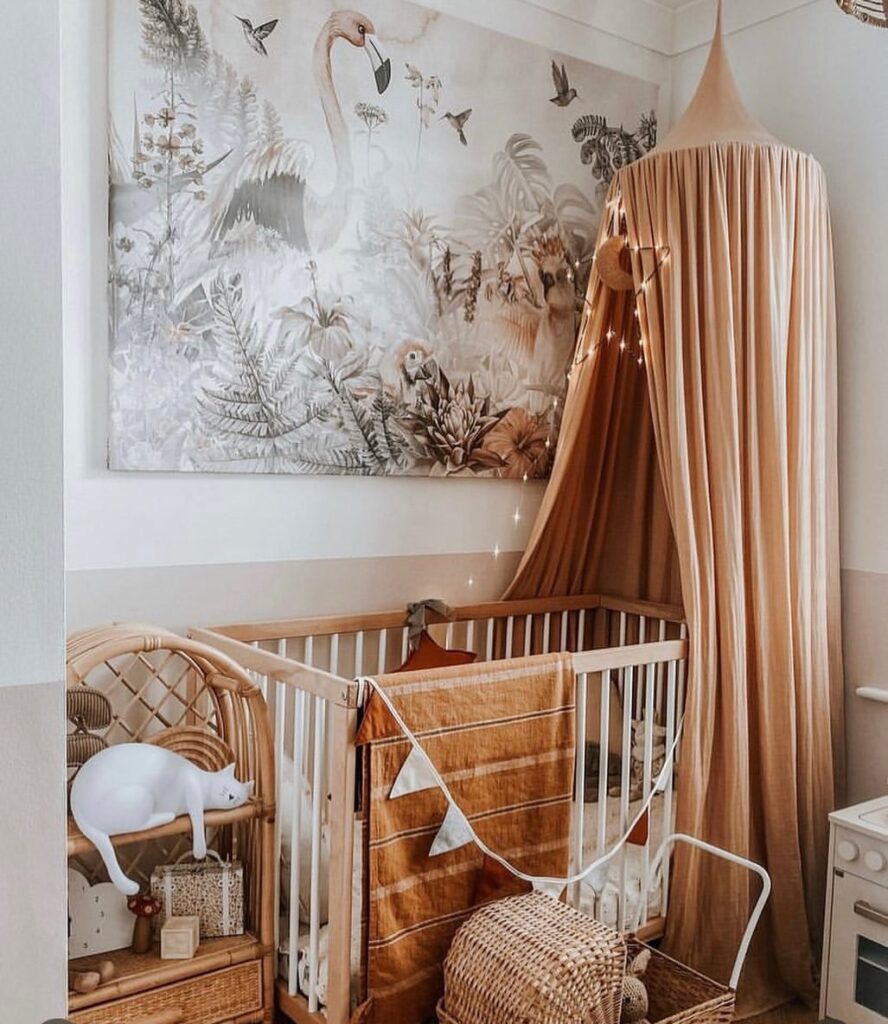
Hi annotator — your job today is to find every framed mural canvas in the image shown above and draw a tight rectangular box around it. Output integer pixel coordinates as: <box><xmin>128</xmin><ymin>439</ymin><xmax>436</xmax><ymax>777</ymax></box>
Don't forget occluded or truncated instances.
<box><xmin>108</xmin><ymin>1</ymin><xmax>658</xmax><ymax>476</ymax></box>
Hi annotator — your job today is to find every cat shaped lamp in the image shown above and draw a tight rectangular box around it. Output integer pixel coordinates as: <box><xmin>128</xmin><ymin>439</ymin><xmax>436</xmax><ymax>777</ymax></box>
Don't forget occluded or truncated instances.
<box><xmin>70</xmin><ymin>743</ymin><xmax>255</xmax><ymax>895</ymax></box>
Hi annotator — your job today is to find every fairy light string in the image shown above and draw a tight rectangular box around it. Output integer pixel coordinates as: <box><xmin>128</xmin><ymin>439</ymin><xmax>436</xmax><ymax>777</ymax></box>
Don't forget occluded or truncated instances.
<box><xmin>472</xmin><ymin>194</ymin><xmax>670</xmax><ymax>587</ymax></box>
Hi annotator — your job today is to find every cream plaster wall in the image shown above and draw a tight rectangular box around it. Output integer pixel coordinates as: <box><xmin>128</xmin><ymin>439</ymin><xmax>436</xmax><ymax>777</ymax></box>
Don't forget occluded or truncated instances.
<box><xmin>0</xmin><ymin>1</ymin><xmax>67</xmax><ymax>1019</ymax></box>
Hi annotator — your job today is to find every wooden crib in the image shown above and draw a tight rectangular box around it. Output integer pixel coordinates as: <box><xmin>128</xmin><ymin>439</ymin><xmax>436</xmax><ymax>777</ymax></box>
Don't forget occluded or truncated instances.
<box><xmin>193</xmin><ymin>592</ymin><xmax>688</xmax><ymax>1024</ymax></box>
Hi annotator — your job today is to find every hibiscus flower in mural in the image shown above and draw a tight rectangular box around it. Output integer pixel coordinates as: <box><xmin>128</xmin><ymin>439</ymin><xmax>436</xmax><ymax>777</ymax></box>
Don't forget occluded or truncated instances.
<box><xmin>477</xmin><ymin>407</ymin><xmax>552</xmax><ymax>479</ymax></box>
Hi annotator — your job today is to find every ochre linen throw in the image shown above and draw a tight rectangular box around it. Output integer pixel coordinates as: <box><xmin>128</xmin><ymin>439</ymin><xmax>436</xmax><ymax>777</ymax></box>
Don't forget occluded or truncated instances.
<box><xmin>360</xmin><ymin>653</ymin><xmax>575</xmax><ymax>1024</ymax></box>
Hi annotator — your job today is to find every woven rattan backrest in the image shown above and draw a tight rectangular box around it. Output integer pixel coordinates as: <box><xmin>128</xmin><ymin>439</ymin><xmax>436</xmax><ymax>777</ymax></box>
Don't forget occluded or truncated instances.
<box><xmin>837</xmin><ymin>0</ymin><xmax>888</xmax><ymax>27</ymax></box>
<box><xmin>66</xmin><ymin>625</ymin><xmax>274</xmax><ymax>911</ymax></box>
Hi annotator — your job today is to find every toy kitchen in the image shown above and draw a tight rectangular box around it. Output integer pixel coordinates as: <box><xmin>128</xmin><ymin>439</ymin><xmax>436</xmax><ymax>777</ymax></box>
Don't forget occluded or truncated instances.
<box><xmin>822</xmin><ymin>796</ymin><xmax>888</xmax><ymax>1023</ymax></box>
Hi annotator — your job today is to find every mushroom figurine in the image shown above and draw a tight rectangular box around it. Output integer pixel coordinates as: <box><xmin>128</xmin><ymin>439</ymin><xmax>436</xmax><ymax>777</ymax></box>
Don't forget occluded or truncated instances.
<box><xmin>128</xmin><ymin>893</ymin><xmax>162</xmax><ymax>954</ymax></box>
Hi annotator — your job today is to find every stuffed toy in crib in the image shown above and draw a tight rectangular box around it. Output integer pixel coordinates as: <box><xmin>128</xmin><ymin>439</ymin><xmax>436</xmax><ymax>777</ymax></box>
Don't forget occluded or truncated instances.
<box><xmin>620</xmin><ymin>948</ymin><xmax>652</xmax><ymax>1024</ymax></box>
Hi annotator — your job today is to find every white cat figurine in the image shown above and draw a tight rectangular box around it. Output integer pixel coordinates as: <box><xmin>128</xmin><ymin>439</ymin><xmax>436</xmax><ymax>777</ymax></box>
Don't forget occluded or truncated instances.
<box><xmin>70</xmin><ymin>744</ymin><xmax>254</xmax><ymax>895</ymax></box>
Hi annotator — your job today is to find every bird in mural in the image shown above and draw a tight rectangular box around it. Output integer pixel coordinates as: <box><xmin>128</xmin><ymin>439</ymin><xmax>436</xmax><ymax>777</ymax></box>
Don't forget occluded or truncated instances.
<box><xmin>213</xmin><ymin>12</ymin><xmax>392</xmax><ymax>252</ymax></box>
<box><xmin>235</xmin><ymin>16</ymin><xmax>279</xmax><ymax>56</ymax></box>
<box><xmin>441</xmin><ymin>109</ymin><xmax>472</xmax><ymax>146</ymax></box>
<box><xmin>487</xmin><ymin>237</ymin><xmax>579</xmax><ymax>396</ymax></box>
<box><xmin>550</xmin><ymin>60</ymin><xmax>579</xmax><ymax>106</ymax></box>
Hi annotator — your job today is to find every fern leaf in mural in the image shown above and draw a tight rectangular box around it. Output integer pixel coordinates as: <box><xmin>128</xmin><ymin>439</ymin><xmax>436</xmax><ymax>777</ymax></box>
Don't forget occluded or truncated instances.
<box><xmin>197</xmin><ymin>273</ymin><xmax>328</xmax><ymax>469</ymax></box>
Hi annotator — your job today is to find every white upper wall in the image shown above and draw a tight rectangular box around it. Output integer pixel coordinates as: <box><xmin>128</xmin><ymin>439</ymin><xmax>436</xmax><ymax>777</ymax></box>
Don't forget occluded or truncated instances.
<box><xmin>65</xmin><ymin>0</ymin><xmax>882</xmax><ymax>579</ymax></box>
<box><xmin>1</xmin><ymin>0</ymin><xmax>65</xmax><ymax>684</ymax></box>
<box><xmin>671</xmin><ymin>0</ymin><xmax>888</xmax><ymax>575</ymax></box>
<box><xmin>62</xmin><ymin>0</ymin><xmax>673</xmax><ymax>574</ymax></box>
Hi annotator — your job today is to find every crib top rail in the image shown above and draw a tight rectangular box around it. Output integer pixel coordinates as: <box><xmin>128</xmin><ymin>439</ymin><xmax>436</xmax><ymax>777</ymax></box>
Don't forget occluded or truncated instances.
<box><xmin>205</xmin><ymin>592</ymin><xmax>685</xmax><ymax>645</ymax></box>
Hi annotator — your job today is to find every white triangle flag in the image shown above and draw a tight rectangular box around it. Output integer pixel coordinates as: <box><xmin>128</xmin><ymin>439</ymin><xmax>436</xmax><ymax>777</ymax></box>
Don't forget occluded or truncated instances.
<box><xmin>389</xmin><ymin>746</ymin><xmax>439</xmax><ymax>800</ymax></box>
<box><xmin>429</xmin><ymin>803</ymin><xmax>474</xmax><ymax>857</ymax></box>
<box><xmin>532</xmin><ymin>879</ymin><xmax>567</xmax><ymax>900</ymax></box>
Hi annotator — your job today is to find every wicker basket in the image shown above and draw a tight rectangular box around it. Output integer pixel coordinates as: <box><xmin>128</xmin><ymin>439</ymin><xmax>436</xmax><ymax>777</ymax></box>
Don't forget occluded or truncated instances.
<box><xmin>437</xmin><ymin>891</ymin><xmax>625</xmax><ymax>1024</ymax></box>
<box><xmin>623</xmin><ymin>938</ymin><xmax>734</xmax><ymax>1024</ymax></box>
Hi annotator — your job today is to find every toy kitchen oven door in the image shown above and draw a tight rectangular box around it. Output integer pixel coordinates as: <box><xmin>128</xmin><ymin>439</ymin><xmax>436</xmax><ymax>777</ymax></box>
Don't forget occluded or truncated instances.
<box><xmin>822</xmin><ymin>797</ymin><xmax>888</xmax><ymax>1023</ymax></box>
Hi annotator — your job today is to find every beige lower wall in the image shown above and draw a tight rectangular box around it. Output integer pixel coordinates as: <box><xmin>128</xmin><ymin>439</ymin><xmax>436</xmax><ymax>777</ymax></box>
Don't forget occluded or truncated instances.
<box><xmin>0</xmin><ymin>680</ymin><xmax>67</xmax><ymax>1023</ymax></box>
<box><xmin>65</xmin><ymin>550</ymin><xmax>523</xmax><ymax>635</ymax></box>
<box><xmin>842</xmin><ymin>568</ymin><xmax>888</xmax><ymax>805</ymax></box>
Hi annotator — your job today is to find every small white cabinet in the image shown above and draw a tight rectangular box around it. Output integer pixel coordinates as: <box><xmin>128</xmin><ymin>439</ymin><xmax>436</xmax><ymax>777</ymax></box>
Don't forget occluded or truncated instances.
<box><xmin>821</xmin><ymin>797</ymin><xmax>888</xmax><ymax>1024</ymax></box>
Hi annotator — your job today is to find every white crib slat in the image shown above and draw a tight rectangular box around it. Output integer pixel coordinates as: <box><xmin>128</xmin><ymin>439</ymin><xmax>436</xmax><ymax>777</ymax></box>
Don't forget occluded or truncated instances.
<box><xmin>288</xmin><ymin>689</ymin><xmax>306</xmax><ymax>997</ymax></box>
<box><xmin>656</xmin><ymin>619</ymin><xmax>668</xmax><ymax>718</ymax></box>
<box><xmin>308</xmin><ymin>695</ymin><xmax>327</xmax><ymax>1013</ymax></box>
<box><xmin>616</xmin><ymin>613</ymin><xmax>628</xmax><ymax>703</ymax></box>
<box><xmin>635</xmin><ymin>618</ymin><xmax>647</xmax><ymax>717</ymax></box>
<box><xmin>663</xmin><ymin>659</ymin><xmax>678</xmax><ymax>916</ymax></box>
<box><xmin>640</xmin><ymin>662</ymin><xmax>656</xmax><ymax>926</ymax></box>
<box><xmin>577</xmin><ymin>608</ymin><xmax>586</xmax><ymax>652</ymax></box>
<box><xmin>505</xmin><ymin>616</ymin><xmax>515</xmax><ymax>656</ymax></box>
<box><xmin>401</xmin><ymin>626</ymin><xmax>409</xmax><ymax>663</ymax></box>
<box><xmin>355</xmin><ymin>630</ymin><xmax>365</xmax><ymax>678</ymax></box>
<box><xmin>542</xmin><ymin>612</ymin><xmax>551</xmax><ymax>653</ymax></box>
<box><xmin>560</xmin><ymin>611</ymin><xmax>569</xmax><ymax>652</ymax></box>
<box><xmin>617</xmin><ymin>669</ymin><xmax>634</xmax><ymax>932</ymax></box>
<box><xmin>466</xmin><ymin>620</ymin><xmax>475</xmax><ymax>657</ymax></box>
<box><xmin>597</xmin><ymin>670</ymin><xmax>611</xmax><ymax>854</ymax></box>
<box><xmin>330</xmin><ymin>633</ymin><xmax>340</xmax><ymax>676</ymax></box>
<box><xmin>524</xmin><ymin>614</ymin><xmax>533</xmax><ymax>657</ymax></box>
<box><xmin>485</xmin><ymin>618</ymin><xmax>494</xmax><ymax>662</ymax></box>
<box><xmin>572</xmin><ymin>672</ymin><xmax>588</xmax><ymax>909</ymax></box>
<box><xmin>377</xmin><ymin>630</ymin><xmax>388</xmax><ymax>675</ymax></box>
<box><xmin>445</xmin><ymin>622</ymin><xmax>454</xmax><ymax>649</ymax></box>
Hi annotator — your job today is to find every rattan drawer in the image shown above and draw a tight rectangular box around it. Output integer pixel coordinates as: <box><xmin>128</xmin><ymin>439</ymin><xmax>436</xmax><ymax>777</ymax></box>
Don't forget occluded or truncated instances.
<box><xmin>69</xmin><ymin>959</ymin><xmax>263</xmax><ymax>1024</ymax></box>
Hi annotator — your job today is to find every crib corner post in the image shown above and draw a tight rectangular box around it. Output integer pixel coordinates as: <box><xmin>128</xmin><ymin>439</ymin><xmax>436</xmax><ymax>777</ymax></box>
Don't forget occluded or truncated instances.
<box><xmin>326</xmin><ymin>699</ymin><xmax>359</xmax><ymax>1024</ymax></box>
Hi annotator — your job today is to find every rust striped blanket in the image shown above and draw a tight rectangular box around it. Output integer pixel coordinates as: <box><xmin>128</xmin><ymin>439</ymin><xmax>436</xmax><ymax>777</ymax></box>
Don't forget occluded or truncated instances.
<box><xmin>359</xmin><ymin>653</ymin><xmax>576</xmax><ymax>1024</ymax></box>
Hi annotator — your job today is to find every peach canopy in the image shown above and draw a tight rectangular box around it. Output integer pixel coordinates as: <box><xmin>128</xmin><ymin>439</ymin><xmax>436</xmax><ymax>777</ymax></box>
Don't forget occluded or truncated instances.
<box><xmin>507</xmin><ymin>4</ymin><xmax>843</xmax><ymax>1015</ymax></box>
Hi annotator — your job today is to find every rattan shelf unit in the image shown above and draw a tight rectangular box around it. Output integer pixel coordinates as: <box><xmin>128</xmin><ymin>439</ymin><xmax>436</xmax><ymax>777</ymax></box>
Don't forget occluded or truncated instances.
<box><xmin>65</xmin><ymin>624</ymin><xmax>276</xmax><ymax>1024</ymax></box>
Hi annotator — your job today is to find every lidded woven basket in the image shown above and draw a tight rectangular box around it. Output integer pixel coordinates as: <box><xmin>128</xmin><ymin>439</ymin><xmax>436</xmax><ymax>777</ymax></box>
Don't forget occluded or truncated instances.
<box><xmin>438</xmin><ymin>891</ymin><xmax>626</xmax><ymax>1024</ymax></box>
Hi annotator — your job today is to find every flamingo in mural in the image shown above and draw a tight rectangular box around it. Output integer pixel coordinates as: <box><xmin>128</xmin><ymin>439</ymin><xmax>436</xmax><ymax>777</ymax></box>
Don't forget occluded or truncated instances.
<box><xmin>213</xmin><ymin>11</ymin><xmax>391</xmax><ymax>253</ymax></box>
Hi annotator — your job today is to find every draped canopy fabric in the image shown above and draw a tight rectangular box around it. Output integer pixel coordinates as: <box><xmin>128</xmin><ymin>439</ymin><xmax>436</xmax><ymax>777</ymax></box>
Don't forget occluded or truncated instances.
<box><xmin>507</xmin><ymin>8</ymin><xmax>843</xmax><ymax>1016</ymax></box>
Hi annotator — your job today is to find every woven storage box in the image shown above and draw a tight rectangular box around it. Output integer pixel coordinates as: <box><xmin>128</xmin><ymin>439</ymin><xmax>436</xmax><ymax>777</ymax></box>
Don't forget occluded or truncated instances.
<box><xmin>438</xmin><ymin>892</ymin><xmax>625</xmax><ymax>1024</ymax></box>
<box><xmin>624</xmin><ymin>938</ymin><xmax>735</xmax><ymax>1024</ymax></box>
<box><xmin>151</xmin><ymin>851</ymin><xmax>244</xmax><ymax>938</ymax></box>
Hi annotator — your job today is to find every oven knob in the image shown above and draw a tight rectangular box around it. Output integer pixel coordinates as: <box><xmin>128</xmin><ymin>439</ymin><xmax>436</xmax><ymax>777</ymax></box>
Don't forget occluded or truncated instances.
<box><xmin>838</xmin><ymin>840</ymin><xmax>859</xmax><ymax>863</ymax></box>
<box><xmin>864</xmin><ymin>850</ymin><xmax>886</xmax><ymax>873</ymax></box>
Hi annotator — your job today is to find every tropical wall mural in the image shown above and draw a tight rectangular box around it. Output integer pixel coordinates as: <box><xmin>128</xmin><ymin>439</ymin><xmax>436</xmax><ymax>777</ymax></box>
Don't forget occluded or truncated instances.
<box><xmin>108</xmin><ymin>0</ymin><xmax>658</xmax><ymax>476</ymax></box>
